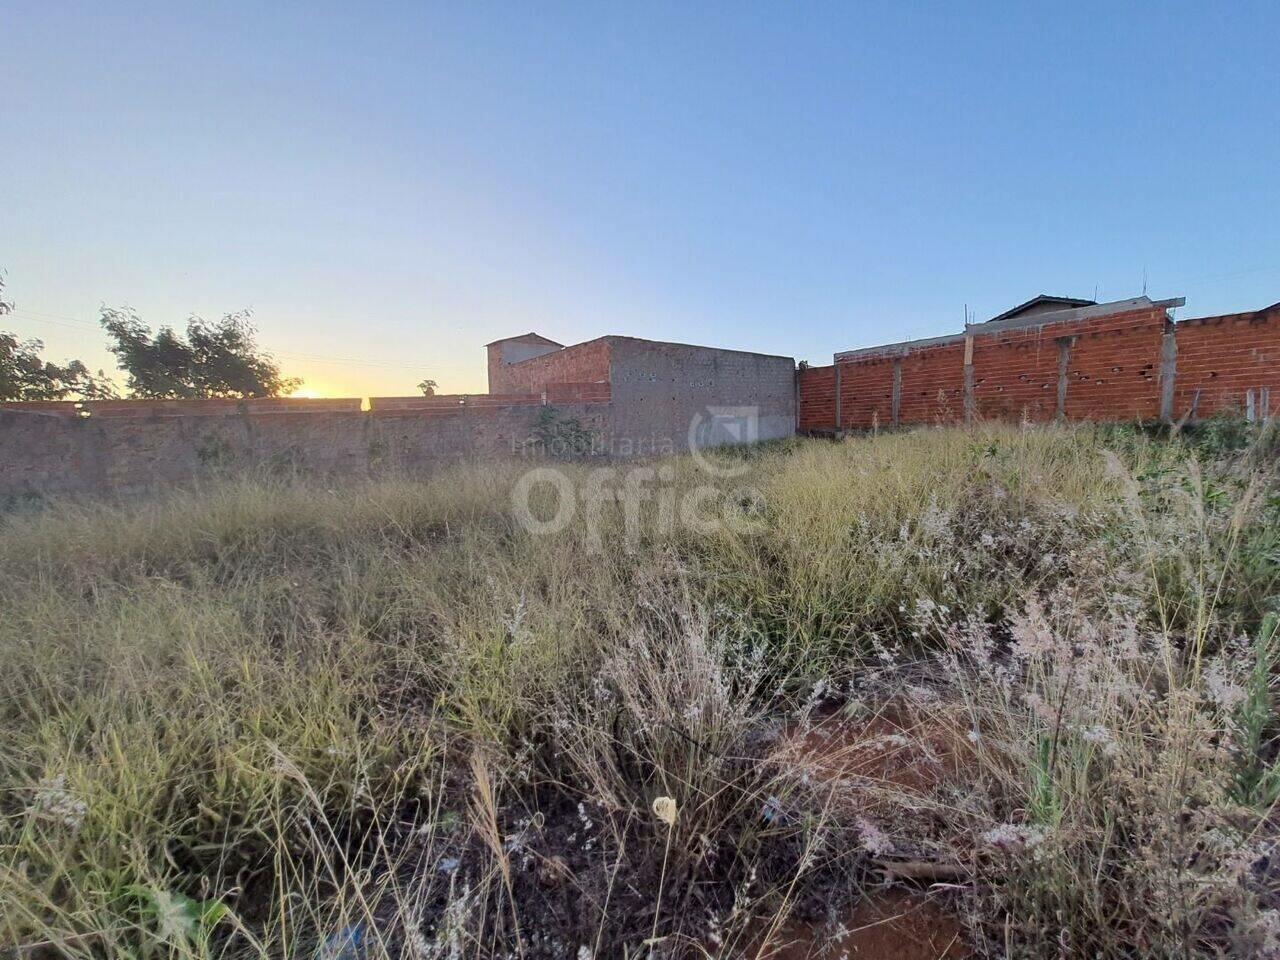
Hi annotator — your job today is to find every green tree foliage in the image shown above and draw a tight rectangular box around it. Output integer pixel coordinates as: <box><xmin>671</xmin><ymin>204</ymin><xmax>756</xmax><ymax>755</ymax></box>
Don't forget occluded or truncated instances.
<box><xmin>100</xmin><ymin>308</ymin><xmax>301</xmax><ymax>399</ymax></box>
<box><xmin>0</xmin><ymin>274</ymin><xmax>117</xmax><ymax>401</ymax></box>
<box><xmin>0</xmin><ymin>334</ymin><xmax>119</xmax><ymax>401</ymax></box>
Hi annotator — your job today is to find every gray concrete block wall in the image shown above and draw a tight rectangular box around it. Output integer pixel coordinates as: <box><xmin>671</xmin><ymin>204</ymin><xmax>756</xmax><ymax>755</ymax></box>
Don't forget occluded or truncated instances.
<box><xmin>0</xmin><ymin>404</ymin><xmax>611</xmax><ymax>499</ymax></box>
<box><xmin>605</xmin><ymin>338</ymin><xmax>796</xmax><ymax>455</ymax></box>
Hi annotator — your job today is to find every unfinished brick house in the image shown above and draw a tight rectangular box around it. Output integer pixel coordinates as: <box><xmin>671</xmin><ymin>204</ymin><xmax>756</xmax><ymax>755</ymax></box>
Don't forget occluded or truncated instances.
<box><xmin>486</xmin><ymin>333</ymin><xmax>797</xmax><ymax>453</ymax></box>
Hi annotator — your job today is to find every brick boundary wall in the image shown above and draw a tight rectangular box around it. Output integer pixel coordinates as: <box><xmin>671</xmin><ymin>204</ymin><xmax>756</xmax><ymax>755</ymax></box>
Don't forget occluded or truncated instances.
<box><xmin>0</xmin><ymin>397</ymin><xmax>366</xmax><ymax>419</ymax></box>
<box><xmin>902</xmin><ymin>341</ymin><xmax>967</xmax><ymax>425</ymax></box>
<box><xmin>0</xmin><ymin>400</ymin><xmax>611</xmax><ymax>499</ymax></box>
<box><xmin>0</xmin><ymin>331</ymin><xmax>798</xmax><ymax>498</ymax></box>
<box><xmin>0</xmin><ymin>387</ymin><xmax>614</xmax><ymax>421</ymax></box>
<box><xmin>797</xmin><ymin>364</ymin><xmax>836</xmax><ymax>432</ymax></box>
<box><xmin>1174</xmin><ymin>302</ymin><xmax>1280</xmax><ymax>420</ymax></box>
<box><xmin>4</xmin><ymin>296</ymin><xmax>1273</xmax><ymax>496</ymax></box>
<box><xmin>799</xmin><ymin>298</ymin><xmax>1280</xmax><ymax>430</ymax></box>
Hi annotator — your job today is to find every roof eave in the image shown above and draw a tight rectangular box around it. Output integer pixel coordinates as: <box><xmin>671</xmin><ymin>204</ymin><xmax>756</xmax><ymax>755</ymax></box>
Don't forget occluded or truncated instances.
<box><xmin>986</xmin><ymin>295</ymin><xmax>1097</xmax><ymax>325</ymax></box>
<box><xmin>832</xmin><ymin>296</ymin><xmax>1186</xmax><ymax>363</ymax></box>
<box><xmin>484</xmin><ymin>332</ymin><xmax>564</xmax><ymax>348</ymax></box>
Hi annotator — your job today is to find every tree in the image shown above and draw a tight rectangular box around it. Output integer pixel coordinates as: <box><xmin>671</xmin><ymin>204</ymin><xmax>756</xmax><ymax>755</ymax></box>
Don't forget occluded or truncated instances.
<box><xmin>0</xmin><ymin>273</ymin><xmax>117</xmax><ymax>401</ymax></box>
<box><xmin>417</xmin><ymin>378</ymin><xmax>438</xmax><ymax>396</ymax></box>
<box><xmin>100</xmin><ymin>308</ymin><xmax>301</xmax><ymax>399</ymax></box>
<box><xmin>0</xmin><ymin>335</ymin><xmax>118</xmax><ymax>401</ymax></box>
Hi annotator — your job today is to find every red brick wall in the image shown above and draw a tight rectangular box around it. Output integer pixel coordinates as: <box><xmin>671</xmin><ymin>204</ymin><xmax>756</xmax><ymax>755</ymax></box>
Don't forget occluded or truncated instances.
<box><xmin>1174</xmin><ymin>304</ymin><xmax>1280</xmax><ymax>419</ymax></box>
<box><xmin>971</xmin><ymin>327</ymin><xmax>1062</xmax><ymax>422</ymax></box>
<box><xmin>488</xmin><ymin>339</ymin><xmax>611</xmax><ymax>394</ymax></box>
<box><xmin>803</xmin><ymin>304</ymin><xmax>1185</xmax><ymax>430</ymax></box>
<box><xmin>797</xmin><ymin>364</ymin><xmax>836</xmax><ymax>431</ymax></box>
<box><xmin>837</xmin><ymin>356</ymin><xmax>895</xmax><ymax>428</ymax></box>
<box><xmin>899</xmin><ymin>342</ymin><xmax>966</xmax><ymax>425</ymax></box>
<box><xmin>1058</xmin><ymin>307</ymin><xmax>1168</xmax><ymax>421</ymax></box>
<box><xmin>971</xmin><ymin>306</ymin><xmax>1168</xmax><ymax>423</ymax></box>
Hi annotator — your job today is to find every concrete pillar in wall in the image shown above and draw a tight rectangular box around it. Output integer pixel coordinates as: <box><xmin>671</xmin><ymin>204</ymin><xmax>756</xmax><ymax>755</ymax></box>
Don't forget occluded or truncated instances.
<box><xmin>834</xmin><ymin>362</ymin><xmax>843</xmax><ymax>430</ymax></box>
<box><xmin>891</xmin><ymin>359</ymin><xmax>902</xmax><ymax>427</ymax></box>
<box><xmin>793</xmin><ymin>367</ymin><xmax>801</xmax><ymax>434</ymax></box>
<box><xmin>1055</xmin><ymin>337</ymin><xmax>1074</xmax><ymax>421</ymax></box>
<box><xmin>1159</xmin><ymin>321</ymin><xmax>1178</xmax><ymax>423</ymax></box>
<box><xmin>962</xmin><ymin>334</ymin><xmax>976</xmax><ymax>424</ymax></box>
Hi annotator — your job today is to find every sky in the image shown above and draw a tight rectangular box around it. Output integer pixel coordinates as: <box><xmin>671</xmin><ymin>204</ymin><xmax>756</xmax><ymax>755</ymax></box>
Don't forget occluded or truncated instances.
<box><xmin>3</xmin><ymin>1</ymin><xmax>1279</xmax><ymax>398</ymax></box>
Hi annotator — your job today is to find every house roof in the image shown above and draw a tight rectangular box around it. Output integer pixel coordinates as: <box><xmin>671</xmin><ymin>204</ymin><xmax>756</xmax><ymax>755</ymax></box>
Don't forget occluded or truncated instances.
<box><xmin>833</xmin><ymin>295</ymin><xmax>1185</xmax><ymax>363</ymax></box>
<box><xmin>983</xmin><ymin>295</ymin><xmax>1097</xmax><ymax>325</ymax></box>
<box><xmin>484</xmin><ymin>332</ymin><xmax>564</xmax><ymax>348</ymax></box>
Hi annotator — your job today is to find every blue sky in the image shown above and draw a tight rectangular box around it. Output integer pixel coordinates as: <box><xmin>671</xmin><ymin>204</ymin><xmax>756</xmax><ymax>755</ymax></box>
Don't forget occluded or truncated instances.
<box><xmin>4</xmin><ymin>1</ymin><xmax>1278</xmax><ymax>396</ymax></box>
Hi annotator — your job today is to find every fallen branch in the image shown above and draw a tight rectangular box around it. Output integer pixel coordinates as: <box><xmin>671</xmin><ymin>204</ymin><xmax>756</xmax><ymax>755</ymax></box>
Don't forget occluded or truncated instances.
<box><xmin>879</xmin><ymin>859</ymin><xmax>971</xmax><ymax>883</ymax></box>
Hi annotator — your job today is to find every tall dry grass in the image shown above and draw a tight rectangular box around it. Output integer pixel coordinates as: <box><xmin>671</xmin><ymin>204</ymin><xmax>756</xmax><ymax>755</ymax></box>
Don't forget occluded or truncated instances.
<box><xmin>0</xmin><ymin>423</ymin><xmax>1277</xmax><ymax>958</ymax></box>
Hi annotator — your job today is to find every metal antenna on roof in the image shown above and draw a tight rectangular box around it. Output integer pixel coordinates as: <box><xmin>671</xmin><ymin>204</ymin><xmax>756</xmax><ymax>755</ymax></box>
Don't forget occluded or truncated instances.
<box><xmin>1142</xmin><ymin>268</ymin><xmax>1148</xmax><ymax>296</ymax></box>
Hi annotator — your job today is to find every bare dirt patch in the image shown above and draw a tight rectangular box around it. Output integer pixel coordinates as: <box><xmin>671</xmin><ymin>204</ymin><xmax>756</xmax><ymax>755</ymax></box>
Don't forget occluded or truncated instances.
<box><xmin>748</xmin><ymin>890</ymin><xmax>972</xmax><ymax>959</ymax></box>
<box><xmin>774</xmin><ymin>700</ymin><xmax>976</xmax><ymax>799</ymax></box>
<box><xmin>752</xmin><ymin>699</ymin><xmax>979</xmax><ymax>959</ymax></box>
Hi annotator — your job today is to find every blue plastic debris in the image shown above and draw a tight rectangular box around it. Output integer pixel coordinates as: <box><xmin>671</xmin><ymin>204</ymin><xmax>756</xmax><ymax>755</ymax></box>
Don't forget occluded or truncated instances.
<box><xmin>760</xmin><ymin>795</ymin><xmax>787</xmax><ymax>825</ymax></box>
<box><xmin>317</xmin><ymin>922</ymin><xmax>365</xmax><ymax>960</ymax></box>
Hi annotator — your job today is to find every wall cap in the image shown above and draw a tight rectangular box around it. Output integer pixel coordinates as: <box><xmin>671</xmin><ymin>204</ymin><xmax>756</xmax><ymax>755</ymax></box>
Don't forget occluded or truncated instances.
<box><xmin>833</xmin><ymin>296</ymin><xmax>1186</xmax><ymax>363</ymax></box>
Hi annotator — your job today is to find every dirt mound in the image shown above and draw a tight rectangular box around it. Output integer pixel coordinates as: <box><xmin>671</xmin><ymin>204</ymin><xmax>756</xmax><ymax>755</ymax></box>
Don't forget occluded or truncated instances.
<box><xmin>774</xmin><ymin>699</ymin><xmax>976</xmax><ymax>800</ymax></box>
<box><xmin>747</xmin><ymin>891</ymin><xmax>972</xmax><ymax>959</ymax></box>
<box><xmin>750</xmin><ymin>700</ymin><xmax>978</xmax><ymax>959</ymax></box>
